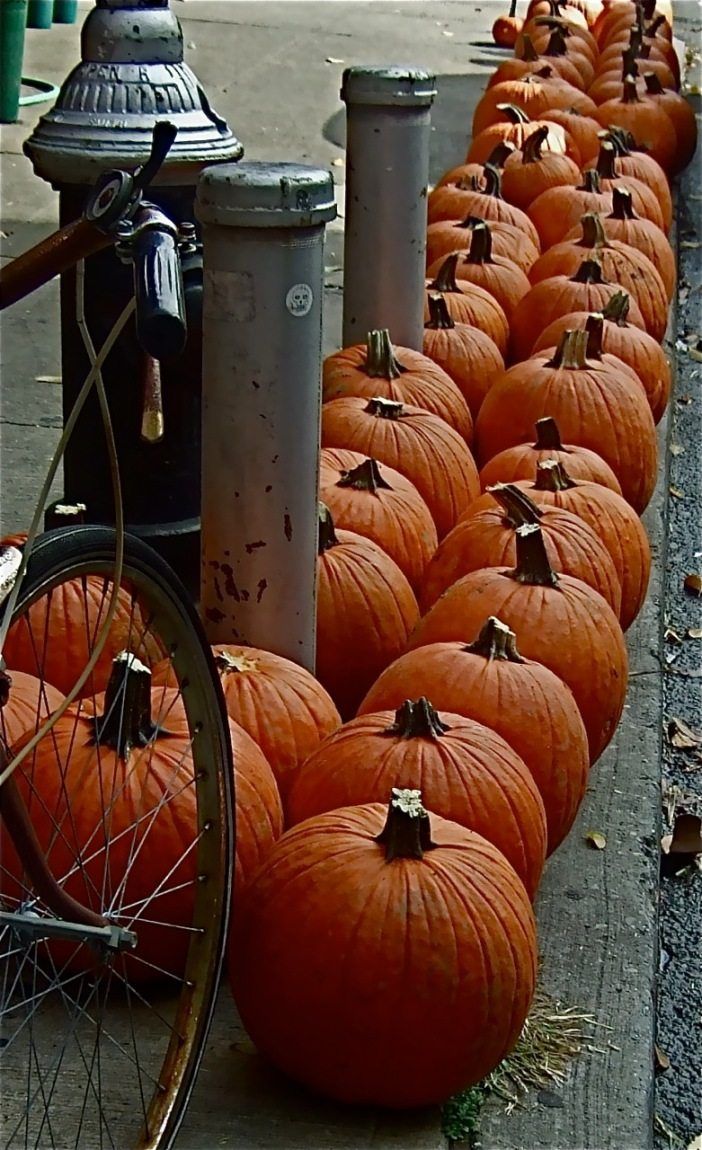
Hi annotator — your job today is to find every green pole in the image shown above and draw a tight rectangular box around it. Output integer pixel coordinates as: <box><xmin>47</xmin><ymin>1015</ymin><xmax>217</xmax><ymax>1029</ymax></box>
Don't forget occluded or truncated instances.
<box><xmin>52</xmin><ymin>0</ymin><xmax>78</xmax><ymax>22</ymax></box>
<box><xmin>0</xmin><ymin>0</ymin><xmax>29</xmax><ymax>122</ymax></box>
<box><xmin>26</xmin><ymin>0</ymin><xmax>54</xmax><ymax>28</ymax></box>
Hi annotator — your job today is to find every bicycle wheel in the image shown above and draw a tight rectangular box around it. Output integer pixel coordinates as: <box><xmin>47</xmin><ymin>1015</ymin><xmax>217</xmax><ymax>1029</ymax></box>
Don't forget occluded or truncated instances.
<box><xmin>0</xmin><ymin>526</ymin><xmax>234</xmax><ymax>1150</ymax></box>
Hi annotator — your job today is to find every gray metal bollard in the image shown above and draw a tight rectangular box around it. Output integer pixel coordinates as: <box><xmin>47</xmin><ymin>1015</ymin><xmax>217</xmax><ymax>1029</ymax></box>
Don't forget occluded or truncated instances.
<box><xmin>341</xmin><ymin>66</ymin><xmax>437</xmax><ymax>351</ymax></box>
<box><xmin>196</xmin><ymin>163</ymin><xmax>336</xmax><ymax>671</ymax></box>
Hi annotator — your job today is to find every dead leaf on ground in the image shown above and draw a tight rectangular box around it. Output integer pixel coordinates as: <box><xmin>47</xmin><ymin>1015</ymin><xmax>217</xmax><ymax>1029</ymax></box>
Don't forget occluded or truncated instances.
<box><xmin>670</xmin><ymin>443</ymin><xmax>685</xmax><ymax>456</ymax></box>
<box><xmin>584</xmin><ymin>830</ymin><xmax>606</xmax><ymax>851</ymax></box>
<box><xmin>669</xmin><ymin>486</ymin><xmax>684</xmax><ymax>499</ymax></box>
<box><xmin>325</xmin><ymin>56</ymin><xmax>345</xmax><ymax>64</ymax></box>
<box><xmin>687</xmin><ymin>1135</ymin><xmax>702</xmax><ymax>1150</ymax></box>
<box><xmin>668</xmin><ymin>717</ymin><xmax>702</xmax><ymax>749</ymax></box>
<box><xmin>654</xmin><ymin>1044</ymin><xmax>670</xmax><ymax>1071</ymax></box>
<box><xmin>661</xmin><ymin>813</ymin><xmax>702</xmax><ymax>859</ymax></box>
<box><xmin>684</xmin><ymin>574</ymin><xmax>702</xmax><ymax>597</ymax></box>
<box><xmin>686</xmin><ymin>627</ymin><xmax>702</xmax><ymax>640</ymax></box>
<box><xmin>664</xmin><ymin>627</ymin><xmax>683</xmax><ymax>645</ymax></box>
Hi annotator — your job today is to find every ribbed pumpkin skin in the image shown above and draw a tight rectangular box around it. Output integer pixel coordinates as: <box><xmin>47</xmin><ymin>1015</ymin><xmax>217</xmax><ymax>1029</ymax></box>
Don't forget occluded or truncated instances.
<box><xmin>466</xmin><ymin>118</ymin><xmax>578</xmax><ymax>165</ymax></box>
<box><xmin>408</xmin><ymin>566</ymin><xmax>629</xmax><ymax>763</ymax></box>
<box><xmin>433</xmin><ymin>250</ymin><xmax>531</xmax><ymax>323</ymax></box>
<box><xmin>503</xmin><ymin>478</ymin><xmax>652</xmax><ymax>631</ymax></box>
<box><xmin>423</xmin><ymin>317</ymin><xmax>505</xmax><ymax>420</ymax></box>
<box><xmin>532</xmin><ymin>311</ymin><xmax>672</xmax><ymax>423</ymax></box>
<box><xmin>287</xmin><ymin>708</ymin><xmax>547</xmax><ymax>899</ymax></box>
<box><xmin>507</xmin><ymin>274</ymin><xmax>647</xmax><ymax>361</ymax></box>
<box><xmin>573</xmin><ymin>213</ymin><xmax>676</xmax><ymax>301</ymax></box>
<box><xmin>427</xmin><ymin>184</ymin><xmax>541</xmax><ymax>248</ymax></box>
<box><xmin>319</xmin><ymin>449</ymin><xmax>438</xmax><ymax>592</ymax></box>
<box><xmin>474</xmin><ymin>347</ymin><xmax>658</xmax><ymax>512</ymax></box>
<box><xmin>426</xmin><ymin>218</ymin><xmax>540</xmax><ymax>275</ymax></box>
<box><xmin>359</xmin><ymin>636</ymin><xmax>590</xmax><ymax>852</ymax></box>
<box><xmin>0</xmin><ymin>670</ymin><xmax>64</xmax><ymax>748</ymax></box>
<box><xmin>424</xmin><ymin>277</ymin><xmax>511</xmax><ymax>356</ymax></box>
<box><xmin>502</xmin><ymin>147</ymin><xmax>582</xmax><ymax>210</ymax></box>
<box><xmin>478</xmin><ymin>439</ymin><xmax>623</xmax><ymax>494</ymax></box>
<box><xmin>472</xmin><ymin>78</ymin><xmax>597</xmax><ymax>136</ymax></box>
<box><xmin>230</xmin><ymin>719</ymin><xmax>285</xmax><ymax>888</ymax></box>
<box><xmin>321</xmin><ymin>398</ymin><xmax>481</xmax><ymax>539</ymax></box>
<box><xmin>420</xmin><ymin>501</ymin><xmax>622</xmax><ymax>617</ymax></box>
<box><xmin>487</xmin><ymin>55</ymin><xmax>586</xmax><ymax>92</ymax></box>
<box><xmin>593</xmin><ymin>150</ymin><xmax>673</xmax><ymax>232</ymax></box>
<box><xmin>527</xmin><ymin>238</ymin><xmax>669</xmax><ymax>342</ymax></box>
<box><xmin>316</xmin><ymin>526</ymin><xmax>419</xmax><ymax>719</ymax></box>
<box><xmin>322</xmin><ymin>342</ymin><xmax>473</xmax><ymax>445</ymax></box>
<box><xmin>593</xmin><ymin>93</ymin><xmax>677</xmax><ymax>173</ymax></box>
<box><xmin>528</xmin><ymin>180</ymin><xmax>664</xmax><ymax>249</ymax></box>
<box><xmin>230</xmin><ymin>803</ymin><xmax>537</xmax><ymax>1107</ymax></box>
<box><xmin>538</xmin><ymin>107</ymin><xmax>602</xmax><ymax>165</ymax></box>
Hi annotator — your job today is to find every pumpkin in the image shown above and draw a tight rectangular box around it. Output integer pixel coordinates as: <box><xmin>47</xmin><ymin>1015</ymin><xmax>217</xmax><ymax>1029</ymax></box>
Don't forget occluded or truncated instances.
<box><xmin>527</xmin><ymin>0</ymin><xmax>602</xmax><ymax>27</ymax></box>
<box><xmin>472</xmin><ymin>75</ymin><xmax>597</xmax><ymax>137</ymax></box>
<box><xmin>315</xmin><ymin>505</ymin><xmax>419</xmax><ymax>718</ymax></box>
<box><xmin>319</xmin><ymin>451</ymin><xmax>438</xmax><ymax>593</ymax></box>
<box><xmin>0</xmin><ymin>669</ymin><xmax>64</xmax><ymax>748</ymax></box>
<box><xmin>527</xmin><ymin>169</ymin><xmax>612</xmax><ymax>248</ymax></box>
<box><xmin>359</xmin><ymin>616</ymin><xmax>590</xmax><ymax>852</ymax></box>
<box><xmin>435</xmin><ymin>143</ymin><xmax>514</xmax><ymax>191</ymax></box>
<box><xmin>507</xmin><ymin>258</ymin><xmax>647</xmax><ymax>361</ymax></box>
<box><xmin>487</xmin><ymin>32</ymin><xmax>586</xmax><ymax>91</ymax></box>
<box><xmin>2</xmin><ymin>576</ymin><xmax>164</xmax><ymax>699</ymax></box>
<box><xmin>408</xmin><ymin>523</ymin><xmax>629</xmax><ymax>762</ymax></box>
<box><xmin>493</xmin><ymin>0</ymin><xmax>524</xmax><ymax>46</ymax></box>
<box><xmin>531</xmin><ymin>294</ymin><xmax>672</xmax><ymax>422</ymax></box>
<box><xmin>426</xmin><ymin>214</ymin><xmax>540</xmax><ymax>275</ymax></box>
<box><xmin>597</xmin><ymin>31</ymin><xmax>680</xmax><ymax>88</ymax></box>
<box><xmin>420</xmin><ymin>482</ymin><xmax>622</xmax><ymax>617</ymax></box>
<box><xmin>587</xmin><ymin>45</ymin><xmax>676</xmax><ymax>104</ymax></box>
<box><xmin>478</xmin><ymin>416</ymin><xmax>623</xmax><ymax>493</ymax></box>
<box><xmin>527</xmin><ymin>211</ymin><xmax>669</xmax><ymax>341</ymax></box>
<box><xmin>427</xmin><ymin>221</ymin><xmax>530</xmax><ymax>321</ymax></box>
<box><xmin>501</xmin><ymin>124</ymin><xmax>582</xmax><ymax>209</ymax></box>
<box><xmin>515</xmin><ymin>15</ymin><xmax>599</xmax><ymax>70</ymax></box>
<box><xmin>538</xmin><ymin>106</ymin><xmax>603</xmax><ymax>165</ymax></box>
<box><xmin>528</xmin><ymin>27</ymin><xmax>593</xmax><ymax>88</ymax></box>
<box><xmin>230</xmin><ymin>789</ymin><xmax>538</xmax><ymax>1107</ymax></box>
<box><xmin>466</xmin><ymin>104</ymin><xmax>579</xmax><ymax>166</ymax></box>
<box><xmin>323</xmin><ymin>329</ymin><xmax>473</xmax><ymax>444</ymax></box>
<box><xmin>570</xmin><ymin>185</ymin><xmax>675</xmax><ymax>300</ymax></box>
<box><xmin>594</xmin><ymin>75</ymin><xmax>677</xmax><ymax>173</ymax></box>
<box><xmin>428</xmin><ymin>165</ymin><xmax>541</xmax><ymax>249</ymax></box>
<box><xmin>230</xmin><ymin>715</ymin><xmax>285</xmax><ymax>889</ymax></box>
<box><xmin>288</xmin><ymin>698</ymin><xmax>547</xmax><ymax>899</ymax></box>
<box><xmin>425</xmin><ymin>254</ymin><xmax>511</xmax><ymax>356</ymax></box>
<box><xmin>512</xmin><ymin>458</ymin><xmax>652</xmax><ymax>629</ymax></box>
<box><xmin>594</xmin><ymin>0</ymin><xmax>672</xmax><ymax>47</ymax></box>
<box><xmin>585</xmin><ymin>136</ymin><xmax>670</xmax><ymax>230</ymax></box>
<box><xmin>321</xmin><ymin>396</ymin><xmax>481</xmax><ymax>539</ymax></box>
<box><xmin>642</xmin><ymin>72</ymin><xmax>698</xmax><ymax>172</ymax></box>
<box><xmin>475</xmin><ymin>328</ymin><xmax>658</xmax><ymax>512</ymax></box>
<box><xmin>423</xmin><ymin>294</ymin><xmax>506</xmax><ymax>420</ymax></box>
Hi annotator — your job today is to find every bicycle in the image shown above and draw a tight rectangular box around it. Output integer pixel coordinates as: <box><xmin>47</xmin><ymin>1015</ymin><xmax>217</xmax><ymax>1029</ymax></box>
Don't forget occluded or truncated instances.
<box><xmin>0</xmin><ymin>124</ymin><xmax>234</xmax><ymax>1150</ymax></box>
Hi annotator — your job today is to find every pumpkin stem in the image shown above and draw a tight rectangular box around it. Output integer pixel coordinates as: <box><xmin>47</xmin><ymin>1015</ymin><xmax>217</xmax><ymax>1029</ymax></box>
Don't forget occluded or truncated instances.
<box><xmin>94</xmin><ymin>652</ymin><xmax>158</xmax><ymax>759</ymax></box>
<box><xmin>508</xmin><ymin>0</ymin><xmax>517</xmax><ymax>17</ymax></box>
<box><xmin>487</xmin><ymin>483</ymin><xmax>543</xmax><ymax>527</ymax></box>
<box><xmin>425</xmin><ymin>293</ymin><xmax>456</xmax><ymax>330</ymax></box>
<box><xmin>645</xmin><ymin>13</ymin><xmax>668</xmax><ymax>38</ymax></box>
<box><xmin>533</xmin><ymin>458</ymin><xmax>579</xmax><ymax>492</ymax></box>
<box><xmin>385</xmin><ymin>697</ymin><xmax>450</xmax><ymax>740</ymax></box>
<box><xmin>544</xmin><ymin>27</ymin><xmax>569</xmax><ymax>58</ymax></box>
<box><xmin>643</xmin><ymin>71</ymin><xmax>665</xmax><ymax>95</ymax></box>
<box><xmin>455</xmin><ymin>174</ymin><xmax>482</xmax><ymax>192</ymax></box>
<box><xmin>620</xmin><ymin>46</ymin><xmax>640</xmax><ymax>81</ymax></box>
<box><xmin>571</xmin><ymin>257</ymin><xmax>607</xmax><ymax>286</ymax></box>
<box><xmin>609</xmin><ymin>186</ymin><xmax>637</xmax><ymax>220</ymax></box>
<box><xmin>533</xmin><ymin>416</ymin><xmax>564</xmax><ymax>450</ymax></box>
<box><xmin>364</xmin><ymin>329</ymin><xmax>406</xmax><ymax>381</ymax></box>
<box><xmin>521</xmin><ymin>126</ymin><xmax>549</xmax><ymax>164</ymax></box>
<box><xmin>579</xmin><ymin>211</ymin><xmax>608</xmax><ymax>249</ymax></box>
<box><xmin>481</xmin><ymin>164</ymin><xmax>504</xmax><ymax>200</ymax></box>
<box><xmin>486</xmin><ymin>141</ymin><xmax>516</xmax><ymax>168</ymax></box>
<box><xmin>595</xmin><ymin>139</ymin><xmax>619</xmax><ymax>181</ymax></box>
<box><xmin>214</xmin><ymin>649</ymin><xmax>256</xmax><ymax>675</ymax></box>
<box><xmin>466</xmin><ymin>221</ymin><xmax>494</xmax><ymax>264</ymax></box>
<box><xmin>621</xmin><ymin>74</ymin><xmax>642</xmax><ymax>104</ymax></box>
<box><xmin>463</xmin><ymin>615</ymin><xmax>526</xmax><ymax>663</ymax></box>
<box><xmin>548</xmin><ymin>327</ymin><xmax>590</xmax><ymax>370</ymax></box>
<box><xmin>600</xmin><ymin>290</ymin><xmax>631</xmax><ymax>325</ymax></box>
<box><xmin>375</xmin><ymin>788</ymin><xmax>436</xmax><ymax>862</ymax></box>
<box><xmin>430</xmin><ymin>253</ymin><xmax>463</xmax><ymax>294</ymax></box>
<box><xmin>518</xmin><ymin>33</ymin><xmax>540</xmax><ymax>62</ymax></box>
<box><xmin>318</xmin><ymin>502</ymin><xmax>339</xmax><ymax>554</ymax></box>
<box><xmin>336</xmin><ymin>457</ymin><xmax>392</xmax><ymax>495</ymax></box>
<box><xmin>495</xmin><ymin>102</ymin><xmax>531</xmax><ymax>124</ymax></box>
<box><xmin>364</xmin><ymin>396</ymin><xmax>404</xmax><ymax>420</ymax></box>
<box><xmin>512</xmin><ymin>523</ymin><xmax>560</xmax><ymax>587</ymax></box>
<box><xmin>584</xmin><ymin>313</ymin><xmax>605</xmax><ymax>359</ymax></box>
<box><xmin>581</xmin><ymin>168</ymin><xmax>602</xmax><ymax>194</ymax></box>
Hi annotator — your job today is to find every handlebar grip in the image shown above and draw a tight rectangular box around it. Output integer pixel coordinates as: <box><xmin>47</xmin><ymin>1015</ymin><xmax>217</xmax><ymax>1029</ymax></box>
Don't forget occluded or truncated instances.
<box><xmin>132</xmin><ymin>226</ymin><xmax>187</xmax><ymax>360</ymax></box>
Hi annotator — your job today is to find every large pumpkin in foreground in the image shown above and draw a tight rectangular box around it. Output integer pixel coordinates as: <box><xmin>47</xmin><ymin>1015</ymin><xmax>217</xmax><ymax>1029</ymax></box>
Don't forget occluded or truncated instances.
<box><xmin>230</xmin><ymin>789</ymin><xmax>537</xmax><ymax>1107</ymax></box>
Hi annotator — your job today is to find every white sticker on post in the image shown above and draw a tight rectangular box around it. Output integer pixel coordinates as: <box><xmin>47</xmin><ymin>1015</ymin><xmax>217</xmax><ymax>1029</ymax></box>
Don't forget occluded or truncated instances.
<box><xmin>285</xmin><ymin>283</ymin><xmax>314</xmax><ymax>317</ymax></box>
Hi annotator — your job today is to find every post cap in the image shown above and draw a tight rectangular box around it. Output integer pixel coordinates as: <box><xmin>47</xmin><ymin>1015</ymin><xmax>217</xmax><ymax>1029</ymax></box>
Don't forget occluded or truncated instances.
<box><xmin>195</xmin><ymin>162</ymin><xmax>337</xmax><ymax>228</ymax></box>
<box><xmin>341</xmin><ymin>66</ymin><xmax>437</xmax><ymax>107</ymax></box>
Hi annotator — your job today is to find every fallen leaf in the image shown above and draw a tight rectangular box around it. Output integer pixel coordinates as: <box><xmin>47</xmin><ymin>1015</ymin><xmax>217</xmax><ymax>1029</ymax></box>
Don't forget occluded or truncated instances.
<box><xmin>664</xmin><ymin>628</ymin><xmax>683</xmax><ymax>645</ymax></box>
<box><xmin>331</xmin><ymin>157</ymin><xmax>345</xmax><ymax>167</ymax></box>
<box><xmin>34</xmin><ymin>375</ymin><xmax>62</xmax><ymax>385</ymax></box>
<box><xmin>669</xmin><ymin>486</ymin><xmax>684</xmax><ymax>499</ymax></box>
<box><xmin>689</xmin><ymin>348</ymin><xmax>702</xmax><ymax>363</ymax></box>
<box><xmin>661</xmin><ymin>813</ymin><xmax>702</xmax><ymax>857</ymax></box>
<box><xmin>670</xmin><ymin>443</ymin><xmax>685</xmax><ymax>456</ymax></box>
<box><xmin>688</xmin><ymin>1134</ymin><xmax>702</xmax><ymax>1150</ymax></box>
<box><xmin>677</xmin><ymin>394</ymin><xmax>693</xmax><ymax>405</ymax></box>
<box><xmin>684</xmin><ymin>573</ymin><xmax>702</xmax><ymax>597</ymax></box>
<box><xmin>667</xmin><ymin>717</ymin><xmax>702</xmax><ymax>749</ymax></box>
<box><xmin>686</xmin><ymin>628</ymin><xmax>702</xmax><ymax>640</ymax></box>
<box><xmin>654</xmin><ymin>1044</ymin><xmax>670</xmax><ymax>1071</ymax></box>
<box><xmin>325</xmin><ymin>56</ymin><xmax>345</xmax><ymax>64</ymax></box>
<box><xmin>584</xmin><ymin>830</ymin><xmax>606</xmax><ymax>850</ymax></box>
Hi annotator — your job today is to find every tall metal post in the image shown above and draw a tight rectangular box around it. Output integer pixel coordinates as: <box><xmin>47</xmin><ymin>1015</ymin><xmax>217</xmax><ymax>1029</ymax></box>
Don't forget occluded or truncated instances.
<box><xmin>196</xmin><ymin>163</ymin><xmax>336</xmax><ymax>671</ymax></box>
<box><xmin>341</xmin><ymin>66</ymin><xmax>437</xmax><ymax>351</ymax></box>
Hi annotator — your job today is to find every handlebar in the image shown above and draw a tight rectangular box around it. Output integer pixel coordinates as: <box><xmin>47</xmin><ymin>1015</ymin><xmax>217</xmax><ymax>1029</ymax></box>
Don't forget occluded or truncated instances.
<box><xmin>126</xmin><ymin>204</ymin><xmax>188</xmax><ymax>361</ymax></box>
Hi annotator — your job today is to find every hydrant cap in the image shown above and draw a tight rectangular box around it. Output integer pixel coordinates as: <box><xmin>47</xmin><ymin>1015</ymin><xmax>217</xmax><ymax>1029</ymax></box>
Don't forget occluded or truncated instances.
<box><xmin>195</xmin><ymin>163</ymin><xmax>337</xmax><ymax>229</ymax></box>
<box><xmin>341</xmin><ymin>66</ymin><xmax>437</xmax><ymax>107</ymax></box>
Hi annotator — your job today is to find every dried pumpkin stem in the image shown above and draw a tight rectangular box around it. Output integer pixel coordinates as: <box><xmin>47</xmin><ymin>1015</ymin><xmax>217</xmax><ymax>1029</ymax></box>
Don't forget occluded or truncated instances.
<box><xmin>609</xmin><ymin>186</ymin><xmax>637</xmax><ymax>220</ymax></box>
<box><xmin>643</xmin><ymin>72</ymin><xmax>665</xmax><ymax>95</ymax></box>
<box><xmin>621</xmin><ymin>74</ymin><xmax>642</xmax><ymax>104</ymax></box>
<box><xmin>94</xmin><ymin>652</ymin><xmax>157</xmax><ymax>758</ymax></box>
<box><xmin>318</xmin><ymin>502</ymin><xmax>339</xmax><ymax>553</ymax></box>
<box><xmin>579</xmin><ymin>212</ymin><xmax>608</xmax><ymax>249</ymax></box>
<box><xmin>584</xmin><ymin>313</ymin><xmax>605</xmax><ymax>358</ymax></box>
<box><xmin>518</xmin><ymin>34</ymin><xmax>540</xmax><ymax>63</ymax></box>
<box><xmin>364</xmin><ymin>329</ymin><xmax>405</xmax><ymax>380</ymax></box>
<box><xmin>545</xmin><ymin>28</ymin><xmax>569</xmax><ymax>58</ymax></box>
<box><xmin>337</xmin><ymin>457</ymin><xmax>392</xmax><ymax>495</ymax></box>
<box><xmin>507</xmin><ymin>0</ymin><xmax>517</xmax><ymax>16</ymax></box>
<box><xmin>364</xmin><ymin>396</ymin><xmax>404</xmax><ymax>420</ymax></box>
<box><xmin>512</xmin><ymin>523</ymin><xmax>560</xmax><ymax>588</ymax></box>
<box><xmin>425</xmin><ymin>293</ymin><xmax>456</xmax><ymax>330</ymax></box>
<box><xmin>385</xmin><ymin>698</ymin><xmax>450</xmax><ymax>739</ymax></box>
<box><xmin>534</xmin><ymin>458</ymin><xmax>578</xmax><ymax>492</ymax></box>
<box><xmin>482</xmin><ymin>163</ymin><xmax>504</xmax><ymax>200</ymax></box>
<box><xmin>600</xmin><ymin>290</ymin><xmax>631</xmax><ymax>325</ymax></box>
<box><xmin>467</xmin><ymin>221</ymin><xmax>494</xmax><ymax>264</ymax></box>
<box><xmin>486</xmin><ymin>141</ymin><xmax>516</xmax><ymax>168</ymax></box>
<box><xmin>596</xmin><ymin>140</ymin><xmax>619</xmax><ymax>181</ymax></box>
<box><xmin>375</xmin><ymin>788</ymin><xmax>436</xmax><ymax>861</ymax></box>
<box><xmin>571</xmin><ymin>258</ymin><xmax>607</xmax><ymax>286</ymax></box>
<box><xmin>495</xmin><ymin>103</ymin><xmax>532</xmax><ymax>124</ymax></box>
<box><xmin>463</xmin><ymin>615</ymin><xmax>526</xmax><ymax>663</ymax></box>
<box><xmin>581</xmin><ymin>168</ymin><xmax>603</xmax><ymax>194</ymax></box>
<box><xmin>645</xmin><ymin>13</ymin><xmax>668</xmax><ymax>38</ymax></box>
<box><xmin>533</xmin><ymin>416</ymin><xmax>564</xmax><ymax>450</ymax></box>
<box><xmin>487</xmin><ymin>483</ymin><xmax>544</xmax><ymax>526</ymax></box>
<box><xmin>522</xmin><ymin>126</ymin><xmax>549</xmax><ymax>164</ymax></box>
<box><xmin>620</xmin><ymin>46</ymin><xmax>640</xmax><ymax>82</ymax></box>
<box><xmin>548</xmin><ymin>328</ymin><xmax>590</xmax><ymax>370</ymax></box>
<box><xmin>431</xmin><ymin>253</ymin><xmax>463</xmax><ymax>294</ymax></box>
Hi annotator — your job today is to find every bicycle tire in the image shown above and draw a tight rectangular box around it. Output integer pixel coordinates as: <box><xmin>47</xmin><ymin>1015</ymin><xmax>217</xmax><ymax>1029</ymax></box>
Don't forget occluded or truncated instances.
<box><xmin>0</xmin><ymin>526</ymin><xmax>234</xmax><ymax>1150</ymax></box>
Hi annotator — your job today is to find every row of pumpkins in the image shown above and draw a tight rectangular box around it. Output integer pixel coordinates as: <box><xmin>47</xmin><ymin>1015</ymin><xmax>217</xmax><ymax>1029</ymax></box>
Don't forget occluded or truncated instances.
<box><xmin>0</xmin><ymin>0</ymin><xmax>696</xmax><ymax>1113</ymax></box>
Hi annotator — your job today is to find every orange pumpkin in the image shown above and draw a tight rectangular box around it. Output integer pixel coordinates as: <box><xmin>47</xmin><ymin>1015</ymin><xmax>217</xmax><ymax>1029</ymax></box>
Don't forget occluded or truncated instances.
<box><xmin>434</xmin><ymin>142</ymin><xmax>514</xmax><ymax>190</ymax></box>
<box><xmin>487</xmin><ymin>32</ymin><xmax>586</xmax><ymax>91</ymax></box>
<box><xmin>466</xmin><ymin>104</ymin><xmax>579</xmax><ymax>166</ymax></box>
<box><xmin>585</xmin><ymin>135</ymin><xmax>671</xmax><ymax>230</ymax></box>
<box><xmin>0</xmin><ymin>669</ymin><xmax>64</xmax><ymax>748</ymax></box>
<box><xmin>515</xmin><ymin>16</ymin><xmax>599</xmax><ymax>72</ymax></box>
<box><xmin>501</xmin><ymin>124</ymin><xmax>582</xmax><ymax>209</ymax></box>
<box><xmin>426</xmin><ymin>213</ymin><xmax>540</xmax><ymax>275</ymax></box>
<box><xmin>423</xmin><ymin>293</ymin><xmax>506</xmax><ymax>420</ymax></box>
<box><xmin>571</xmin><ymin>185</ymin><xmax>675</xmax><ymax>300</ymax></box>
<box><xmin>428</xmin><ymin>221</ymin><xmax>530</xmax><ymax>321</ymax></box>
<box><xmin>643</xmin><ymin>72</ymin><xmax>698</xmax><ymax>172</ymax></box>
<box><xmin>493</xmin><ymin>0</ymin><xmax>524</xmax><ymax>47</ymax></box>
<box><xmin>425</xmin><ymin>254</ymin><xmax>511</xmax><ymax>356</ymax></box>
<box><xmin>428</xmin><ymin>165</ymin><xmax>541</xmax><ymax>249</ymax></box>
<box><xmin>594</xmin><ymin>74</ymin><xmax>677</xmax><ymax>173</ymax></box>
<box><xmin>478</xmin><ymin>416</ymin><xmax>623</xmax><ymax>494</ymax></box>
<box><xmin>472</xmin><ymin>75</ymin><xmax>597</xmax><ymax>137</ymax></box>
<box><xmin>538</xmin><ymin>106</ymin><xmax>605</xmax><ymax>166</ymax></box>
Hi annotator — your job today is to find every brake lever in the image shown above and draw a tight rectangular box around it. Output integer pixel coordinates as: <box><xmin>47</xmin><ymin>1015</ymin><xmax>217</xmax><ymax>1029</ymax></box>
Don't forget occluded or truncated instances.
<box><xmin>82</xmin><ymin>121</ymin><xmax>178</xmax><ymax>235</ymax></box>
